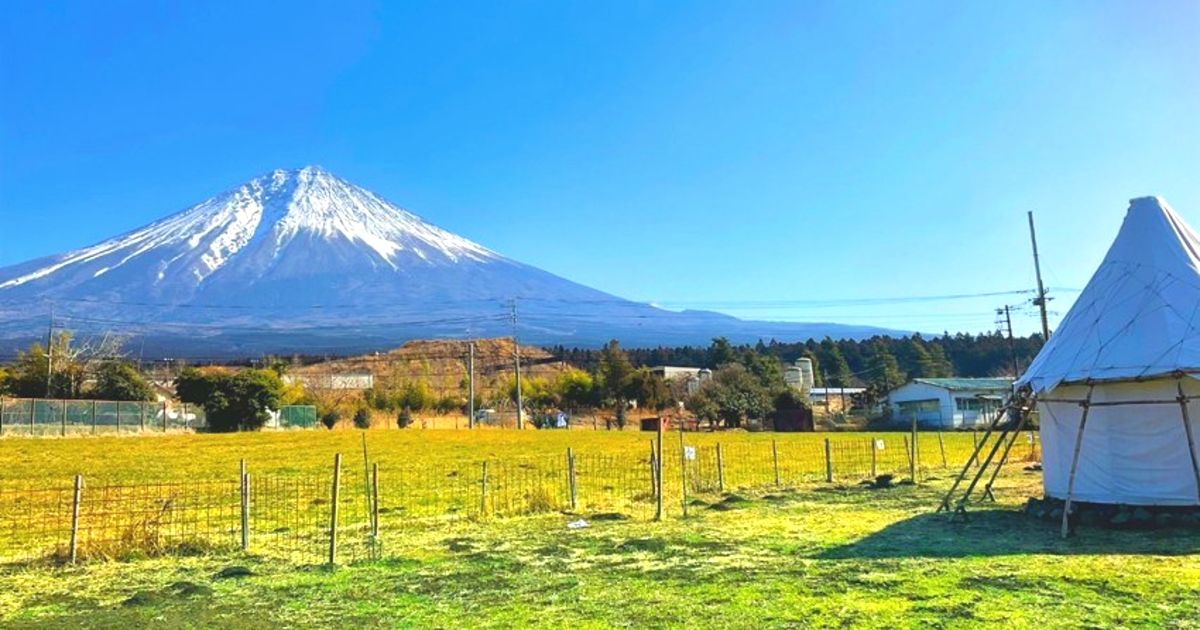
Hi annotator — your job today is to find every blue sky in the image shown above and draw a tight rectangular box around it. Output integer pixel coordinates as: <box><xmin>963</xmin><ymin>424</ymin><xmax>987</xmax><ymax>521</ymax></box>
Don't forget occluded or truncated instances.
<box><xmin>1</xmin><ymin>1</ymin><xmax>1197</xmax><ymax>335</ymax></box>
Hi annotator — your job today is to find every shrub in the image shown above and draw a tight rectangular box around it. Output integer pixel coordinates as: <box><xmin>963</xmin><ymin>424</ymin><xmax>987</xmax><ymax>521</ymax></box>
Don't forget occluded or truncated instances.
<box><xmin>320</xmin><ymin>410</ymin><xmax>340</xmax><ymax>430</ymax></box>
<box><xmin>353</xmin><ymin>407</ymin><xmax>371</xmax><ymax>430</ymax></box>
<box><xmin>397</xmin><ymin>408</ymin><xmax>413</xmax><ymax>428</ymax></box>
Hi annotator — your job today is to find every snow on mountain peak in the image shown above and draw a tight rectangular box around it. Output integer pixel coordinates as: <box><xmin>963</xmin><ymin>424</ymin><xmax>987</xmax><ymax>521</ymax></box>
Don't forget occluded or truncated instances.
<box><xmin>0</xmin><ymin>167</ymin><xmax>500</xmax><ymax>291</ymax></box>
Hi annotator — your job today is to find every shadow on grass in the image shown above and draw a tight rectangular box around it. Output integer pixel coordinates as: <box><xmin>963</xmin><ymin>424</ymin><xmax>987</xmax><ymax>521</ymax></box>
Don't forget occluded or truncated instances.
<box><xmin>818</xmin><ymin>508</ymin><xmax>1200</xmax><ymax>559</ymax></box>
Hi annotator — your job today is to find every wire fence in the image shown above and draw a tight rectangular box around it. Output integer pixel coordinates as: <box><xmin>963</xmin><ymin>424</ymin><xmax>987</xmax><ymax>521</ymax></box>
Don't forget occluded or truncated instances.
<box><xmin>0</xmin><ymin>431</ymin><xmax>1040</xmax><ymax>567</ymax></box>
<box><xmin>0</xmin><ymin>397</ymin><xmax>205</xmax><ymax>435</ymax></box>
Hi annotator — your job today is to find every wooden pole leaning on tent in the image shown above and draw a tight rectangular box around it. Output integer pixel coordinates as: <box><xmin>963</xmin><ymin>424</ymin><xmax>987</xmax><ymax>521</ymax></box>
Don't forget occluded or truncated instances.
<box><xmin>981</xmin><ymin>407</ymin><xmax>1031</xmax><ymax>502</ymax></box>
<box><xmin>1175</xmin><ymin>379</ymin><xmax>1200</xmax><ymax>505</ymax></box>
<box><xmin>936</xmin><ymin>397</ymin><xmax>1011</xmax><ymax>514</ymax></box>
<box><xmin>952</xmin><ymin>405</ymin><xmax>1021</xmax><ymax>518</ymax></box>
<box><xmin>1060</xmin><ymin>385</ymin><xmax>1095</xmax><ymax>539</ymax></box>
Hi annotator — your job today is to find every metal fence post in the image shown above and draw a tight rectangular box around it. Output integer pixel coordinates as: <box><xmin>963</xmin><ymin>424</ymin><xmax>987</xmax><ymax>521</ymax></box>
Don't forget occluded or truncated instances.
<box><xmin>328</xmin><ymin>453</ymin><xmax>342</xmax><ymax>566</ymax></box>
<box><xmin>240</xmin><ymin>460</ymin><xmax>250</xmax><ymax>552</ymax></box>
<box><xmin>772</xmin><ymin>439</ymin><xmax>781</xmax><ymax>486</ymax></box>
<box><xmin>90</xmin><ymin>400</ymin><xmax>96</xmax><ymax>434</ymax></box>
<box><xmin>654</xmin><ymin>420</ymin><xmax>664</xmax><ymax>521</ymax></box>
<box><xmin>61</xmin><ymin>399</ymin><xmax>67</xmax><ymax>437</ymax></box>
<box><xmin>824</xmin><ymin>438</ymin><xmax>833</xmax><ymax>482</ymax></box>
<box><xmin>567</xmin><ymin>448</ymin><xmax>577</xmax><ymax>511</ymax></box>
<box><xmin>716</xmin><ymin>443</ymin><xmax>725</xmax><ymax>493</ymax></box>
<box><xmin>69</xmin><ymin>474</ymin><xmax>83</xmax><ymax>564</ymax></box>
<box><xmin>116</xmin><ymin>402</ymin><xmax>121</xmax><ymax>434</ymax></box>
<box><xmin>0</xmin><ymin>396</ymin><xmax>5</xmax><ymax>435</ymax></box>
<box><xmin>29</xmin><ymin>399</ymin><xmax>35</xmax><ymax>435</ymax></box>
<box><xmin>139</xmin><ymin>402</ymin><xmax>146</xmax><ymax>433</ymax></box>
<box><xmin>162</xmin><ymin>401</ymin><xmax>168</xmax><ymax>432</ymax></box>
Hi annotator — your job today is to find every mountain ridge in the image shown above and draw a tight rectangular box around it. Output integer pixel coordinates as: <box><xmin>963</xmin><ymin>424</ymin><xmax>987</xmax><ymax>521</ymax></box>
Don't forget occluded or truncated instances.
<box><xmin>0</xmin><ymin>167</ymin><xmax>905</xmax><ymax>356</ymax></box>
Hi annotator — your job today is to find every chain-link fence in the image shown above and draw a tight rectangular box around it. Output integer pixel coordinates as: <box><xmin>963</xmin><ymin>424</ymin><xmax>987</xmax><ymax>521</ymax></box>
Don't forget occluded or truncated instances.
<box><xmin>0</xmin><ymin>398</ymin><xmax>205</xmax><ymax>435</ymax></box>
<box><xmin>0</xmin><ymin>431</ymin><xmax>1040</xmax><ymax>566</ymax></box>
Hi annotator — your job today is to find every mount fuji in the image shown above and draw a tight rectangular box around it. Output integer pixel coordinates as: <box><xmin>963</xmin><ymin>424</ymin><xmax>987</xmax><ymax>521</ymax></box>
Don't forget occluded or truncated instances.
<box><xmin>0</xmin><ymin>167</ymin><xmax>899</xmax><ymax>356</ymax></box>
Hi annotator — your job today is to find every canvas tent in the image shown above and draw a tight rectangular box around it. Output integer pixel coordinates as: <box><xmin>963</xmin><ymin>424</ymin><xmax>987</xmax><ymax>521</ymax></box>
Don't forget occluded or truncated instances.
<box><xmin>1017</xmin><ymin>196</ymin><xmax>1200</xmax><ymax>509</ymax></box>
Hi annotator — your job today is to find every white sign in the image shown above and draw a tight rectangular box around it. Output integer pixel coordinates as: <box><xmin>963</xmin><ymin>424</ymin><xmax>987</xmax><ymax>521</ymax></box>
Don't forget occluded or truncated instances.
<box><xmin>684</xmin><ymin>446</ymin><xmax>696</xmax><ymax>461</ymax></box>
<box><xmin>875</xmin><ymin>439</ymin><xmax>885</xmax><ymax>450</ymax></box>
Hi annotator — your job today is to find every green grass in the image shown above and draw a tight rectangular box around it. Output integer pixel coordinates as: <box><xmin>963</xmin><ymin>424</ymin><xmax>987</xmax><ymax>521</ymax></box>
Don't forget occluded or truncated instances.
<box><xmin>2</xmin><ymin>469</ymin><xmax>1196</xmax><ymax>629</ymax></box>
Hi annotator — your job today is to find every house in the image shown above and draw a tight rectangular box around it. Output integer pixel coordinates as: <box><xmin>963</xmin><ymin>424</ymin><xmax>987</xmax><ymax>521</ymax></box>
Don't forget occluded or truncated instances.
<box><xmin>648</xmin><ymin>366</ymin><xmax>711</xmax><ymax>396</ymax></box>
<box><xmin>283</xmin><ymin>372</ymin><xmax>374</xmax><ymax>391</ymax></box>
<box><xmin>888</xmin><ymin>377</ymin><xmax>1012</xmax><ymax>428</ymax></box>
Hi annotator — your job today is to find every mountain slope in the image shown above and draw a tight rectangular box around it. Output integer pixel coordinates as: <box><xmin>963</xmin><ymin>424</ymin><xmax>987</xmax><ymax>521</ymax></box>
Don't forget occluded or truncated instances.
<box><xmin>0</xmin><ymin>167</ymin><xmax>901</xmax><ymax>356</ymax></box>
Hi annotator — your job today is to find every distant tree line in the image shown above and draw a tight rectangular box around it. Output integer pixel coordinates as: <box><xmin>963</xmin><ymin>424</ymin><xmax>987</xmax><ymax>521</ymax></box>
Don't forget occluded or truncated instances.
<box><xmin>552</xmin><ymin>332</ymin><xmax>1044</xmax><ymax>394</ymax></box>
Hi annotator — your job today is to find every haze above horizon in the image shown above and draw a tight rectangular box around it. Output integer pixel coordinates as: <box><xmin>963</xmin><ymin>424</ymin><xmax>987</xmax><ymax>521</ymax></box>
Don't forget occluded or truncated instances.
<box><xmin>2</xmin><ymin>1</ymin><xmax>1197</xmax><ymax>336</ymax></box>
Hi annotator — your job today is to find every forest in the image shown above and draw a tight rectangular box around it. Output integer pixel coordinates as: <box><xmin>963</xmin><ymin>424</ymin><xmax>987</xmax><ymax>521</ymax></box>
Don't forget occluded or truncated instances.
<box><xmin>553</xmin><ymin>332</ymin><xmax>1045</xmax><ymax>392</ymax></box>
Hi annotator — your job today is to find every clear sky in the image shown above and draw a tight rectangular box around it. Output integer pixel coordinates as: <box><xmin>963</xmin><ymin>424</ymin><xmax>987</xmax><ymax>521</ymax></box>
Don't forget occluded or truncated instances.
<box><xmin>2</xmin><ymin>1</ymin><xmax>1197</xmax><ymax>336</ymax></box>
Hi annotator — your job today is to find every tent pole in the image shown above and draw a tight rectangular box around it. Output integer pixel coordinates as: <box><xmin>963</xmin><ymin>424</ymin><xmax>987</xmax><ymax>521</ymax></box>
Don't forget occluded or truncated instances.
<box><xmin>1061</xmin><ymin>385</ymin><xmax>1094</xmax><ymax>538</ymax></box>
<box><xmin>1176</xmin><ymin>380</ymin><xmax>1200</xmax><ymax>505</ymax></box>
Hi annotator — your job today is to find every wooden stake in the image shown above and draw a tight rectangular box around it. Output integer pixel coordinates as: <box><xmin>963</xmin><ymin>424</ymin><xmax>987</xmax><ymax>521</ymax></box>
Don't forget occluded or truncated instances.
<box><xmin>329</xmin><ymin>453</ymin><xmax>342</xmax><ymax>566</ymax></box>
<box><xmin>679</xmin><ymin>426</ymin><xmax>688</xmax><ymax>517</ymax></box>
<box><xmin>371</xmin><ymin>463</ymin><xmax>381</xmax><ymax>538</ymax></box>
<box><xmin>1061</xmin><ymin>386</ymin><xmax>1094</xmax><ymax>538</ymax></box>
<box><xmin>824</xmin><ymin>438</ymin><xmax>833</xmax><ymax>482</ymax></box>
<box><xmin>938</xmin><ymin>432</ymin><xmax>947</xmax><ymax>468</ymax></box>
<box><xmin>480</xmin><ymin>461</ymin><xmax>489</xmax><ymax>517</ymax></box>
<box><xmin>870</xmin><ymin>438</ymin><xmax>877</xmax><ymax>477</ymax></box>
<box><xmin>567</xmin><ymin>447</ymin><xmax>577</xmax><ymax>511</ymax></box>
<box><xmin>772</xmin><ymin>439</ymin><xmax>781</xmax><ymax>486</ymax></box>
<box><xmin>69</xmin><ymin>474</ymin><xmax>82</xmax><ymax>564</ymax></box>
<box><xmin>716</xmin><ymin>443</ymin><xmax>725</xmax><ymax>493</ymax></box>
<box><xmin>240</xmin><ymin>460</ymin><xmax>249</xmax><ymax>552</ymax></box>
<box><xmin>655</xmin><ymin>419</ymin><xmax>664</xmax><ymax>521</ymax></box>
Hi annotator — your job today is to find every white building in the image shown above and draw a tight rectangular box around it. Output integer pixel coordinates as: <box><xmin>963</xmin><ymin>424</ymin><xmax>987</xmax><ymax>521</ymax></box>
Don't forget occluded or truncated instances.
<box><xmin>284</xmin><ymin>372</ymin><xmax>374</xmax><ymax>391</ymax></box>
<box><xmin>649</xmin><ymin>366</ymin><xmax>712</xmax><ymax>396</ymax></box>
<box><xmin>888</xmin><ymin>378</ymin><xmax>1012</xmax><ymax>428</ymax></box>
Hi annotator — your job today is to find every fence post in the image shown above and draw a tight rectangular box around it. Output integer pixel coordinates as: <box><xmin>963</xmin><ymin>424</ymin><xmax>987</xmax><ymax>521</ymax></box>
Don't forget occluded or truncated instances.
<box><xmin>116</xmin><ymin>402</ymin><xmax>121</xmax><ymax>434</ymax></box>
<box><xmin>480</xmin><ymin>461</ymin><xmax>489</xmax><ymax>517</ymax></box>
<box><xmin>772</xmin><ymin>439</ymin><xmax>781</xmax><ymax>486</ymax></box>
<box><xmin>90</xmin><ymin>400</ymin><xmax>97</xmax><ymax>434</ymax></box>
<box><xmin>938</xmin><ymin>432</ymin><xmax>947</xmax><ymax>468</ymax></box>
<box><xmin>870</xmin><ymin>438</ymin><xmax>877</xmax><ymax>477</ymax></box>
<box><xmin>139</xmin><ymin>402</ymin><xmax>146</xmax><ymax>433</ymax></box>
<box><xmin>904</xmin><ymin>435</ymin><xmax>914</xmax><ymax>480</ymax></box>
<box><xmin>0</xmin><ymin>396</ymin><xmax>5</xmax><ymax>435</ymax></box>
<box><xmin>240</xmin><ymin>460</ymin><xmax>250</xmax><ymax>552</ymax></box>
<box><xmin>69</xmin><ymin>474</ymin><xmax>83</xmax><ymax>564</ymax></box>
<box><xmin>29</xmin><ymin>399</ymin><xmax>35</xmax><ymax>435</ymax></box>
<box><xmin>679</xmin><ymin>427</ymin><xmax>688</xmax><ymax>518</ymax></box>
<box><xmin>61</xmin><ymin>399</ymin><xmax>67</xmax><ymax>437</ymax></box>
<box><xmin>654</xmin><ymin>419</ymin><xmax>664</xmax><ymax>521</ymax></box>
<box><xmin>824</xmin><ymin>438</ymin><xmax>833</xmax><ymax>482</ymax></box>
<box><xmin>371</xmin><ymin>463</ymin><xmax>380</xmax><ymax>539</ymax></box>
<box><xmin>328</xmin><ymin>453</ymin><xmax>342</xmax><ymax>566</ymax></box>
<box><xmin>648</xmin><ymin>440</ymin><xmax>658</xmax><ymax>498</ymax></box>
<box><xmin>716</xmin><ymin>443</ymin><xmax>725</xmax><ymax>493</ymax></box>
<box><xmin>162</xmin><ymin>401</ymin><xmax>168</xmax><ymax>432</ymax></box>
<box><xmin>567</xmin><ymin>448</ymin><xmax>577</xmax><ymax>511</ymax></box>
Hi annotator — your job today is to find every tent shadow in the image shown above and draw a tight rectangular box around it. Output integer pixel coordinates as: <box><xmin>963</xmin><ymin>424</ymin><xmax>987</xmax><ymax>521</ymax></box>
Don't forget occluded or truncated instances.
<box><xmin>817</xmin><ymin>508</ymin><xmax>1200</xmax><ymax>559</ymax></box>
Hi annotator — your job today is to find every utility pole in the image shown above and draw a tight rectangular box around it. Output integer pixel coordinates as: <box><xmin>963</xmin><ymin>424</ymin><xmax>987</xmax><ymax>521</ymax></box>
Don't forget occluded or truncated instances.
<box><xmin>467</xmin><ymin>341</ymin><xmax>476</xmax><ymax>429</ymax></box>
<box><xmin>45</xmin><ymin>302</ymin><xmax>54</xmax><ymax>396</ymax></box>
<box><xmin>511</xmin><ymin>301</ymin><xmax>524</xmax><ymax>430</ymax></box>
<box><xmin>1027</xmin><ymin>211</ymin><xmax>1051</xmax><ymax>341</ymax></box>
<box><xmin>997</xmin><ymin>305</ymin><xmax>1020</xmax><ymax>376</ymax></box>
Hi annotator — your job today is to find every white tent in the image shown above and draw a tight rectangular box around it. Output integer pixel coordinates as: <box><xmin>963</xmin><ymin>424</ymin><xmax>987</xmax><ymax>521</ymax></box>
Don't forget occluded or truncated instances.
<box><xmin>1017</xmin><ymin>196</ymin><xmax>1200</xmax><ymax>507</ymax></box>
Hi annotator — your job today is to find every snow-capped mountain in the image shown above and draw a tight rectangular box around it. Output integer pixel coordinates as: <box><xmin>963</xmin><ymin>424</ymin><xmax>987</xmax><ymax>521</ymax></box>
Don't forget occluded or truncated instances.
<box><xmin>0</xmin><ymin>167</ymin><xmax>900</xmax><ymax>356</ymax></box>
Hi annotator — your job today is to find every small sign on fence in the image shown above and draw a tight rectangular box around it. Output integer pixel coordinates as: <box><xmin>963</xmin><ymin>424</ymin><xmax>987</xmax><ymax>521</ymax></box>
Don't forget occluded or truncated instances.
<box><xmin>683</xmin><ymin>446</ymin><xmax>696</xmax><ymax>461</ymax></box>
<box><xmin>875</xmin><ymin>439</ymin><xmax>885</xmax><ymax>450</ymax></box>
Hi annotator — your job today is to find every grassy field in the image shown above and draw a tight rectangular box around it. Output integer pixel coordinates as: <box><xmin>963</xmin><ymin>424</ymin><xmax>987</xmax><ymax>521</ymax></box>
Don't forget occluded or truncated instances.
<box><xmin>1</xmin><ymin>466</ymin><xmax>1197</xmax><ymax>628</ymax></box>
<box><xmin>0</xmin><ymin>427</ymin><xmax>997</xmax><ymax>484</ymax></box>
